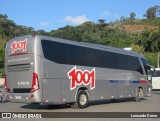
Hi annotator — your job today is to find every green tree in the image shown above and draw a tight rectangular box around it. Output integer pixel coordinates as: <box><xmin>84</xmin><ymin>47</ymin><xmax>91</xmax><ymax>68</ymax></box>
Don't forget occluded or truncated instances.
<box><xmin>143</xmin><ymin>6</ymin><xmax>160</xmax><ymax>19</ymax></box>
<box><xmin>0</xmin><ymin>42</ymin><xmax>5</xmax><ymax>63</ymax></box>
<box><xmin>36</xmin><ymin>29</ymin><xmax>48</xmax><ymax>35</ymax></box>
<box><xmin>130</xmin><ymin>12</ymin><xmax>136</xmax><ymax>20</ymax></box>
<box><xmin>143</xmin><ymin>53</ymin><xmax>157</xmax><ymax>67</ymax></box>
<box><xmin>98</xmin><ymin>19</ymin><xmax>106</xmax><ymax>24</ymax></box>
<box><xmin>120</xmin><ymin>16</ymin><xmax>125</xmax><ymax>22</ymax></box>
<box><xmin>131</xmin><ymin>44</ymin><xmax>144</xmax><ymax>54</ymax></box>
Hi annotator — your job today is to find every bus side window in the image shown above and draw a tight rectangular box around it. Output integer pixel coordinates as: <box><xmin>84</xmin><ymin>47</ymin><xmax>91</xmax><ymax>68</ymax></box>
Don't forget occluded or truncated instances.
<box><xmin>141</xmin><ymin>58</ymin><xmax>155</xmax><ymax>83</ymax></box>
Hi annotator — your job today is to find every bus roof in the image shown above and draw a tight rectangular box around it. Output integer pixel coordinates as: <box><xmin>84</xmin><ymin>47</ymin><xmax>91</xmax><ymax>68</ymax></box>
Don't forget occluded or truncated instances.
<box><xmin>10</xmin><ymin>35</ymin><xmax>146</xmax><ymax>60</ymax></box>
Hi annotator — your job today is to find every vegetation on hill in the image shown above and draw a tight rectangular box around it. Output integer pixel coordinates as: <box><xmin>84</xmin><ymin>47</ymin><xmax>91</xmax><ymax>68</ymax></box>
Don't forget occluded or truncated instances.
<box><xmin>0</xmin><ymin>5</ymin><xmax>160</xmax><ymax>77</ymax></box>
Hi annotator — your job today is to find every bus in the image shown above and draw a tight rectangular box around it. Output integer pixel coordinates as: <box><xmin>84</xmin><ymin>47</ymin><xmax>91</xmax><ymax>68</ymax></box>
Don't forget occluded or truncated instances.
<box><xmin>152</xmin><ymin>68</ymin><xmax>160</xmax><ymax>90</ymax></box>
<box><xmin>4</xmin><ymin>35</ymin><xmax>153</xmax><ymax>108</ymax></box>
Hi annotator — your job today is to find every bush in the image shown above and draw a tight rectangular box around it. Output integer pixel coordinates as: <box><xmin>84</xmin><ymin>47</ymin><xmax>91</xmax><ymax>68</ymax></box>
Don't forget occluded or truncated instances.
<box><xmin>143</xmin><ymin>53</ymin><xmax>157</xmax><ymax>67</ymax></box>
<box><xmin>0</xmin><ymin>68</ymin><xmax>4</xmax><ymax>78</ymax></box>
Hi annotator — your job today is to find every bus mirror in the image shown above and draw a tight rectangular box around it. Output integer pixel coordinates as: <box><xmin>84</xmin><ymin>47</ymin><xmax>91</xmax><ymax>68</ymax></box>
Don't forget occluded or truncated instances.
<box><xmin>151</xmin><ymin>67</ymin><xmax>156</xmax><ymax>76</ymax></box>
<box><xmin>147</xmin><ymin>70</ymin><xmax>152</xmax><ymax>82</ymax></box>
<box><xmin>153</xmin><ymin>68</ymin><xmax>156</xmax><ymax>76</ymax></box>
<box><xmin>147</xmin><ymin>74</ymin><xmax>152</xmax><ymax>82</ymax></box>
<box><xmin>146</xmin><ymin>64</ymin><xmax>155</xmax><ymax>76</ymax></box>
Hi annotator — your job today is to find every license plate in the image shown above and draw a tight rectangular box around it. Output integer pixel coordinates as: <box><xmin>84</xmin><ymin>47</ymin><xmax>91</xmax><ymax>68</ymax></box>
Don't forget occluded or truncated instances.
<box><xmin>15</xmin><ymin>96</ymin><xmax>22</xmax><ymax>99</ymax></box>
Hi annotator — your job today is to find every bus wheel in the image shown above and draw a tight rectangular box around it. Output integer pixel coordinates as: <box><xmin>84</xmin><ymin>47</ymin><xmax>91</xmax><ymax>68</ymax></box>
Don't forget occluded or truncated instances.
<box><xmin>71</xmin><ymin>90</ymin><xmax>89</xmax><ymax>109</ymax></box>
<box><xmin>134</xmin><ymin>88</ymin><xmax>143</xmax><ymax>102</ymax></box>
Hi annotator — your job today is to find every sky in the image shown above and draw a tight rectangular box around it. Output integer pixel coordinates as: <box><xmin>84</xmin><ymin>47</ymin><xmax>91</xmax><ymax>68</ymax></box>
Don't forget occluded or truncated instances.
<box><xmin>0</xmin><ymin>0</ymin><xmax>159</xmax><ymax>32</ymax></box>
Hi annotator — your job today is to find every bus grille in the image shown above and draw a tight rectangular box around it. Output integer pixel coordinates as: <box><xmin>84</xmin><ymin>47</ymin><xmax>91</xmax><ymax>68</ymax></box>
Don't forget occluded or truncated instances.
<box><xmin>7</xmin><ymin>64</ymin><xmax>31</xmax><ymax>72</ymax></box>
<box><xmin>8</xmin><ymin>88</ymin><xmax>31</xmax><ymax>93</ymax></box>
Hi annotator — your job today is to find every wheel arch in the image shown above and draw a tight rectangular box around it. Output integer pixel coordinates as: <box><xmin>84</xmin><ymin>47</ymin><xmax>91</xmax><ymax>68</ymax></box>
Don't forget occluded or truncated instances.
<box><xmin>75</xmin><ymin>87</ymin><xmax>90</xmax><ymax>101</ymax></box>
<box><xmin>137</xmin><ymin>86</ymin><xmax>144</xmax><ymax>92</ymax></box>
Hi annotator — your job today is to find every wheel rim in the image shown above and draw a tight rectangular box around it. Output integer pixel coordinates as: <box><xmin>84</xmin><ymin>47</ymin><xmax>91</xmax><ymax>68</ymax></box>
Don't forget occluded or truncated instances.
<box><xmin>139</xmin><ymin>89</ymin><xmax>143</xmax><ymax>98</ymax></box>
<box><xmin>79</xmin><ymin>94</ymin><xmax>87</xmax><ymax>105</ymax></box>
<box><xmin>138</xmin><ymin>92</ymin><xmax>141</xmax><ymax>98</ymax></box>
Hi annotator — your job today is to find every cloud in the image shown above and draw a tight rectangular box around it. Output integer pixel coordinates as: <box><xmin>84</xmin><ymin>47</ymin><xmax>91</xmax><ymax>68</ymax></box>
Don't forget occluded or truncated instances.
<box><xmin>64</xmin><ymin>15</ymin><xmax>89</xmax><ymax>25</ymax></box>
<box><xmin>101</xmin><ymin>11</ymin><xmax>119</xmax><ymax>19</ymax></box>
<box><xmin>39</xmin><ymin>22</ymin><xmax>50</xmax><ymax>26</ymax></box>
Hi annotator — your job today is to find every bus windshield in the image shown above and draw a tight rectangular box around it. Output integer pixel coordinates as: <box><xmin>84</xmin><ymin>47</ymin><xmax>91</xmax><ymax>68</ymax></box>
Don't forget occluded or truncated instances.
<box><xmin>141</xmin><ymin>58</ymin><xmax>155</xmax><ymax>82</ymax></box>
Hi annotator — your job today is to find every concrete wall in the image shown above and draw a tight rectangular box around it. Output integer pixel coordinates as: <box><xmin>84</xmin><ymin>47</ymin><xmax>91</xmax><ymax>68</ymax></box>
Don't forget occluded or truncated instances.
<box><xmin>0</xmin><ymin>78</ymin><xmax>4</xmax><ymax>85</ymax></box>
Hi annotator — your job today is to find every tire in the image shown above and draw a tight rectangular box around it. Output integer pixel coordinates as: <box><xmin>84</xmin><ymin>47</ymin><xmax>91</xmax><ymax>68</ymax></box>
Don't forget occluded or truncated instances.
<box><xmin>134</xmin><ymin>88</ymin><xmax>143</xmax><ymax>102</ymax></box>
<box><xmin>71</xmin><ymin>90</ymin><xmax>89</xmax><ymax>109</ymax></box>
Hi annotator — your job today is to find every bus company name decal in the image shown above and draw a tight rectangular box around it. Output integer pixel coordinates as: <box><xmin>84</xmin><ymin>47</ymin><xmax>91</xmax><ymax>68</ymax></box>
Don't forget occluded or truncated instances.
<box><xmin>68</xmin><ymin>66</ymin><xmax>95</xmax><ymax>90</ymax></box>
<box><xmin>11</xmin><ymin>39</ymin><xmax>27</xmax><ymax>53</ymax></box>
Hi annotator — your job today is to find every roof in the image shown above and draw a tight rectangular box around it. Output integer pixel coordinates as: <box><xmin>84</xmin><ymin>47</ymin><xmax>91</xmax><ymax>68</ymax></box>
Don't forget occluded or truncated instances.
<box><xmin>11</xmin><ymin>34</ymin><xmax>146</xmax><ymax>59</ymax></box>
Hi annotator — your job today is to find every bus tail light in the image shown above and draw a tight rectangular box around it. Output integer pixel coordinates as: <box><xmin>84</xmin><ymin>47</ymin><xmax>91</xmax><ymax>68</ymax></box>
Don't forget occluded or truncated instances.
<box><xmin>4</xmin><ymin>74</ymin><xmax>9</xmax><ymax>92</ymax></box>
<box><xmin>30</xmin><ymin>73</ymin><xmax>40</xmax><ymax>92</ymax></box>
<box><xmin>140</xmin><ymin>80</ymin><xmax>148</xmax><ymax>84</ymax></box>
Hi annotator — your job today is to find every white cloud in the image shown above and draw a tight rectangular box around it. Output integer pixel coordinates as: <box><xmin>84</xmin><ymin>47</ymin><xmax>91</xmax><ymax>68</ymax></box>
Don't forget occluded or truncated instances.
<box><xmin>101</xmin><ymin>11</ymin><xmax>119</xmax><ymax>19</ymax></box>
<box><xmin>39</xmin><ymin>22</ymin><xmax>50</xmax><ymax>26</ymax></box>
<box><xmin>64</xmin><ymin>15</ymin><xmax>89</xmax><ymax>25</ymax></box>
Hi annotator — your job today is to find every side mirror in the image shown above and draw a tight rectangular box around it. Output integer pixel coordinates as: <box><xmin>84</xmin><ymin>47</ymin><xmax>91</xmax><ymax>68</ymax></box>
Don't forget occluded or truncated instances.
<box><xmin>148</xmin><ymin>75</ymin><xmax>152</xmax><ymax>82</ymax></box>
<box><xmin>153</xmin><ymin>68</ymin><xmax>156</xmax><ymax>76</ymax></box>
<box><xmin>147</xmin><ymin>70</ymin><xmax>152</xmax><ymax>82</ymax></box>
<box><xmin>146</xmin><ymin>64</ymin><xmax>156</xmax><ymax>75</ymax></box>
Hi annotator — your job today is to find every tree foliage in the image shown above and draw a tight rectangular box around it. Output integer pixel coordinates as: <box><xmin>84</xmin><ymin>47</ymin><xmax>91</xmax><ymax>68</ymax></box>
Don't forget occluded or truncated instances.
<box><xmin>130</xmin><ymin>12</ymin><xmax>136</xmax><ymax>20</ymax></box>
<box><xmin>143</xmin><ymin>6</ymin><xmax>160</xmax><ymax>19</ymax></box>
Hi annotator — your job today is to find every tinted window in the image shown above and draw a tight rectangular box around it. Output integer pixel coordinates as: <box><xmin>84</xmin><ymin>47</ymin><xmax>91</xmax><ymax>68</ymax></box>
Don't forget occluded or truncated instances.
<box><xmin>68</xmin><ymin>45</ymin><xmax>88</xmax><ymax>66</ymax></box>
<box><xmin>87</xmin><ymin>48</ymin><xmax>105</xmax><ymax>67</ymax></box>
<box><xmin>104</xmin><ymin>51</ymin><xmax>143</xmax><ymax>74</ymax></box>
<box><xmin>41</xmin><ymin>40</ymin><xmax>67</xmax><ymax>64</ymax></box>
<box><xmin>41</xmin><ymin>40</ymin><xmax>143</xmax><ymax>74</ymax></box>
<box><xmin>68</xmin><ymin>47</ymin><xmax>105</xmax><ymax>67</ymax></box>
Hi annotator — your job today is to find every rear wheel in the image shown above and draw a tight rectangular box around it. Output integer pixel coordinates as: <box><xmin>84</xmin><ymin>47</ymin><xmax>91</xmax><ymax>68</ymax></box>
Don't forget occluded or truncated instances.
<box><xmin>134</xmin><ymin>88</ymin><xmax>143</xmax><ymax>102</ymax></box>
<box><xmin>71</xmin><ymin>90</ymin><xmax>89</xmax><ymax>109</ymax></box>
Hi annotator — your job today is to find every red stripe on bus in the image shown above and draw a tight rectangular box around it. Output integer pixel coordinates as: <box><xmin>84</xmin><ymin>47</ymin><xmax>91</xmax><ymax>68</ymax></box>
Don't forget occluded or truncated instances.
<box><xmin>140</xmin><ymin>80</ymin><xmax>148</xmax><ymax>84</ymax></box>
<box><xmin>9</xmin><ymin>52</ymin><xmax>28</xmax><ymax>56</ymax></box>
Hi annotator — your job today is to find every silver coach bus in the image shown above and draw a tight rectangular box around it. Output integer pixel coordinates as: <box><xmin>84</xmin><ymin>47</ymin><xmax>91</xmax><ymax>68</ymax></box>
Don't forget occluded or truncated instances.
<box><xmin>5</xmin><ymin>35</ymin><xmax>152</xmax><ymax>108</ymax></box>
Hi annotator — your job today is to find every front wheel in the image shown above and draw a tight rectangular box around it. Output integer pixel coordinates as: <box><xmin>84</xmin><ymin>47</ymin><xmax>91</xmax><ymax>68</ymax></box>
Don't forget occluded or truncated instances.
<box><xmin>71</xmin><ymin>90</ymin><xmax>89</xmax><ymax>109</ymax></box>
<box><xmin>134</xmin><ymin>88</ymin><xmax>143</xmax><ymax>102</ymax></box>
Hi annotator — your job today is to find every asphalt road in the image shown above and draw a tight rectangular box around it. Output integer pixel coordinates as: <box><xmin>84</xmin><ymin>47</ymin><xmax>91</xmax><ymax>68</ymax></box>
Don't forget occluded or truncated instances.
<box><xmin>0</xmin><ymin>91</ymin><xmax>160</xmax><ymax>121</ymax></box>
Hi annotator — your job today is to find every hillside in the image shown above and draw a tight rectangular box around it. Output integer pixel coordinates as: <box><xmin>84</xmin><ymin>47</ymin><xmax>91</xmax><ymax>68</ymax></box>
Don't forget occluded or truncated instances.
<box><xmin>108</xmin><ymin>18</ymin><xmax>160</xmax><ymax>33</ymax></box>
<box><xmin>109</xmin><ymin>24</ymin><xmax>158</xmax><ymax>33</ymax></box>
<box><xmin>49</xmin><ymin>19</ymin><xmax>160</xmax><ymax>51</ymax></box>
<box><xmin>124</xmin><ymin>24</ymin><xmax>158</xmax><ymax>32</ymax></box>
